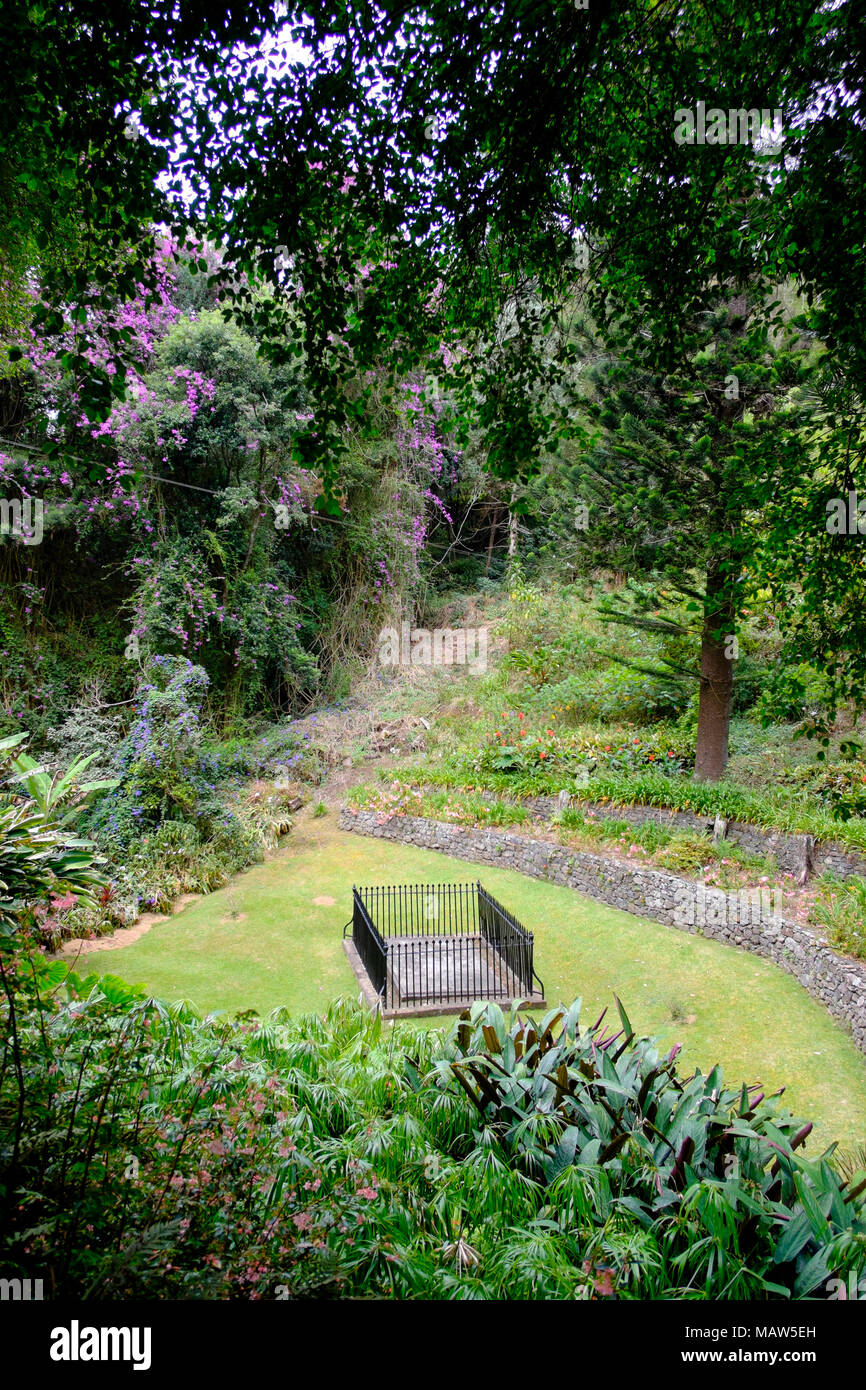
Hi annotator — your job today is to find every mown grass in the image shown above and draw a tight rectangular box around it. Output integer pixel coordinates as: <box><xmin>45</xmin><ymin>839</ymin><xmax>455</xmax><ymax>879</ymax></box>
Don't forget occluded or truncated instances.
<box><xmin>68</xmin><ymin>811</ymin><xmax>866</xmax><ymax>1151</ymax></box>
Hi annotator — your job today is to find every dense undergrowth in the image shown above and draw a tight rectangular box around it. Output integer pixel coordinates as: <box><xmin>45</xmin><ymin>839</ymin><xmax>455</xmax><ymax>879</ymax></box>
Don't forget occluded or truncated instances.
<box><xmin>8</xmin><ymin>536</ymin><xmax>866</xmax><ymax>944</ymax></box>
<box><xmin>401</xmin><ymin>577</ymin><xmax>866</xmax><ymax>843</ymax></box>
<box><xmin>0</xmin><ymin>667</ymin><xmax>328</xmax><ymax>946</ymax></box>
<box><xmin>1</xmin><ymin>949</ymin><xmax>865</xmax><ymax>1301</ymax></box>
<box><xmin>337</xmin><ymin>577</ymin><xmax>866</xmax><ymax>958</ymax></box>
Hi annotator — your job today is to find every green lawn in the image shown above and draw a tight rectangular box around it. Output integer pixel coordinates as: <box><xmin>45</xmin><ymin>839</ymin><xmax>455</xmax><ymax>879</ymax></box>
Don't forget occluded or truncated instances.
<box><xmin>69</xmin><ymin>812</ymin><xmax>866</xmax><ymax>1151</ymax></box>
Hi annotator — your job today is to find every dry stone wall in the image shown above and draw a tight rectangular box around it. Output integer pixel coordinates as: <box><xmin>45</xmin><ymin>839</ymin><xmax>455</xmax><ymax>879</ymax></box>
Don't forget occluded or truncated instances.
<box><xmin>521</xmin><ymin>795</ymin><xmax>866</xmax><ymax>880</ymax></box>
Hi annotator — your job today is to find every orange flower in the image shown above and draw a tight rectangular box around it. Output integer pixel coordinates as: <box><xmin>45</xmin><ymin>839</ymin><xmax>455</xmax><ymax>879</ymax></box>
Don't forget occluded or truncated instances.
<box><xmin>539</xmin><ymin>751</ymin><xmax>547</xmax><ymax>758</ymax></box>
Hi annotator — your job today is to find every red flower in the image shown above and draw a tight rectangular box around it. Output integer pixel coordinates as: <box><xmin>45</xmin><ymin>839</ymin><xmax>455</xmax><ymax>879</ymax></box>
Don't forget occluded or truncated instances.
<box><xmin>539</xmin><ymin>751</ymin><xmax>547</xmax><ymax>759</ymax></box>
<box><xmin>517</xmin><ymin>712</ymin><xmax>525</xmax><ymax>720</ymax></box>
<box><xmin>633</xmin><ymin>738</ymin><xmax>639</xmax><ymax>745</ymax></box>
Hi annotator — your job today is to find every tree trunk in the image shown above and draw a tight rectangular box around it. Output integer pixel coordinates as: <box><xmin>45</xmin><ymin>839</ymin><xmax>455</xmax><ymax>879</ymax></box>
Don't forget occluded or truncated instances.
<box><xmin>693</xmin><ymin>561</ymin><xmax>735</xmax><ymax>782</ymax></box>
<box><xmin>485</xmin><ymin>506</ymin><xmax>498</xmax><ymax>574</ymax></box>
<box><xmin>507</xmin><ymin>494</ymin><xmax>518</xmax><ymax>558</ymax></box>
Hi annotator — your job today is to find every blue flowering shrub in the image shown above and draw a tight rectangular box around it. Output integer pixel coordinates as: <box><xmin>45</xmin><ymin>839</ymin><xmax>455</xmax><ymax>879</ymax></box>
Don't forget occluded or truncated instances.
<box><xmin>119</xmin><ymin>656</ymin><xmax>210</xmax><ymax>826</ymax></box>
<box><xmin>68</xmin><ymin>658</ymin><xmax>262</xmax><ymax>929</ymax></box>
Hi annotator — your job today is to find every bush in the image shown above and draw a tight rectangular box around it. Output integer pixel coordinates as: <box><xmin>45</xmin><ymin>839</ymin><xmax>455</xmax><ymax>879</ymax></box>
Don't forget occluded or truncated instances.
<box><xmin>576</xmin><ymin>660</ymin><xmax>690</xmax><ymax>723</ymax></box>
<box><xmin>443</xmin><ymin>1000</ymin><xmax>866</xmax><ymax>1299</ymax></box>
<box><xmin>813</xmin><ymin>873</ymin><xmax>866</xmax><ymax>960</ymax></box>
<box><xmin>91</xmin><ymin>655</ymin><xmax>212</xmax><ymax>840</ymax></box>
<box><xmin>45</xmin><ymin>704</ymin><xmax>127</xmax><ymax>782</ymax></box>
<box><xmin>459</xmin><ymin>716</ymin><xmax>693</xmax><ymax>784</ymax></box>
<box><xmin>777</xmin><ymin>760</ymin><xmax>866</xmax><ymax>821</ymax></box>
<box><xmin>756</xmin><ymin>662</ymin><xmax>831</xmax><ymax>725</ymax></box>
<box><xmin>61</xmin><ymin>663</ymin><xmax>294</xmax><ymax>932</ymax></box>
<box><xmin>730</xmin><ymin>652</ymin><xmax>771</xmax><ymax>714</ymax></box>
<box><xmin>1</xmin><ymin>973</ymin><xmax>864</xmax><ymax>1301</ymax></box>
<box><xmin>198</xmin><ymin>723</ymin><xmax>310</xmax><ymax>783</ymax></box>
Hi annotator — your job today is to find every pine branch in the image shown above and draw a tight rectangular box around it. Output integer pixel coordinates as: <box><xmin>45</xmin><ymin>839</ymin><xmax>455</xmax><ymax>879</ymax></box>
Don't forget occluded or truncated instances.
<box><xmin>657</xmin><ymin>578</ymin><xmax>708</xmax><ymax>603</ymax></box>
<box><xmin>596</xmin><ymin>607</ymin><xmax>690</xmax><ymax>636</ymax></box>
<box><xmin>606</xmin><ymin>651</ymin><xmax>701</xmax><ymax>684</ymax></box>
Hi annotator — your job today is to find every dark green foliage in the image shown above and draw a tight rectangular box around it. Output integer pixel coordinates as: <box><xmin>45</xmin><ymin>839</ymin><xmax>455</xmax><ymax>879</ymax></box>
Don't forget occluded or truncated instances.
<box><xmin>0</xmin><ymin>733</ymin><xmax>106</xmax><ymax>932</ymax></box>
<box><xmin>79</xmin><ymin>657</ymin><xmax>260</xmax><ymax>914</ymax></box>
<box><xmin>0</xmin><ymin>0</ymin><xmax>274</xmax><ymax>423</ymax></box>
<box><xmin>1</xmin><ymin>967</ymin><xmax>864</xmax><ymax>1300</ymax></box>
<box><xmin>403</xmin><ymin>758</ymin><xmax>866</xmax><ymax>855</ymax></box>
<box><xmin>777</xmin><ymin>759</ymin><xmax>866</xmax><ymax>823</ymax></box>
<box><xmin>446</xmin><ymin>1000</ymin><xmax>866</xmax><ymax>1299</ymax></box>
<box><xmin>97</xmin><ymin>656</ymin><xmax>212</xmax><ymax>837</ymax></box>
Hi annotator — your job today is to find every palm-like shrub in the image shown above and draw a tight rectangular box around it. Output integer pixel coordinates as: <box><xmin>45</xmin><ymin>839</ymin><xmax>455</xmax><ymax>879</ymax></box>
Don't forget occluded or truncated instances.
<box><xmin>2</xmin><ymin>964</ymin><xmax>864</xmax><ymax>1300</ymax></box>
<box><xmin>444</xmin><ymin>1000</ymin><xmax>866</xmax><ymax>1298</ymax></box>
<box><xmin>0</xmin><ymin>734</ymin><xmax>107</xmax><ymax>930</ymax></box>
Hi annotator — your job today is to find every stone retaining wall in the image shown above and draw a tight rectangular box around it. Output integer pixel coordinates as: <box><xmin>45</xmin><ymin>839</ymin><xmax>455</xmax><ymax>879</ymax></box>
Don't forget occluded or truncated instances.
<box><xmin>340</xmin><ymin>807</ymin><xmax>866</xmax><ymax>1054</ymax></box>
<box><xmin>519</xmin><ymin>796</ymin><xmax>866</xmax><ymax>881</ymax></box>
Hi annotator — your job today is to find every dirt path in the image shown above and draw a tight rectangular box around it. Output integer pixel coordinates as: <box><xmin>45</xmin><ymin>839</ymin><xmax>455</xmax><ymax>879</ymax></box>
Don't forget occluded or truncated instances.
<box><xmin>57</xmin><ymin>893</ymin><xmax>201</xmax><ymax>962</ymax></box>
<box><xmin>54</xmin><ymin>801</ymin><xmax>355</xmax><ymax>963</ymax></box>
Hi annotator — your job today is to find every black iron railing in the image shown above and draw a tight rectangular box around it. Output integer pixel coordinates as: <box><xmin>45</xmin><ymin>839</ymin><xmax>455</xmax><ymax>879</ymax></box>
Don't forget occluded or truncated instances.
<box><xmin>350</xmin><ymin>889</ymin><xmax>388</xmax><ymax>1004</ymax></box>
<box><xmin>344</xmin><ymin>880</ymin><xmax>542</xmax><ymax>1010</ymax></box>
<box><xmin>478</xmin><ymin>883</ymin><xmax>538</xmax><ymax>999</ymax></box>
<box><xmin>351</xmin><ymin>882</ymin><xmax>479</xmax><ymax>938</ymax></box>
